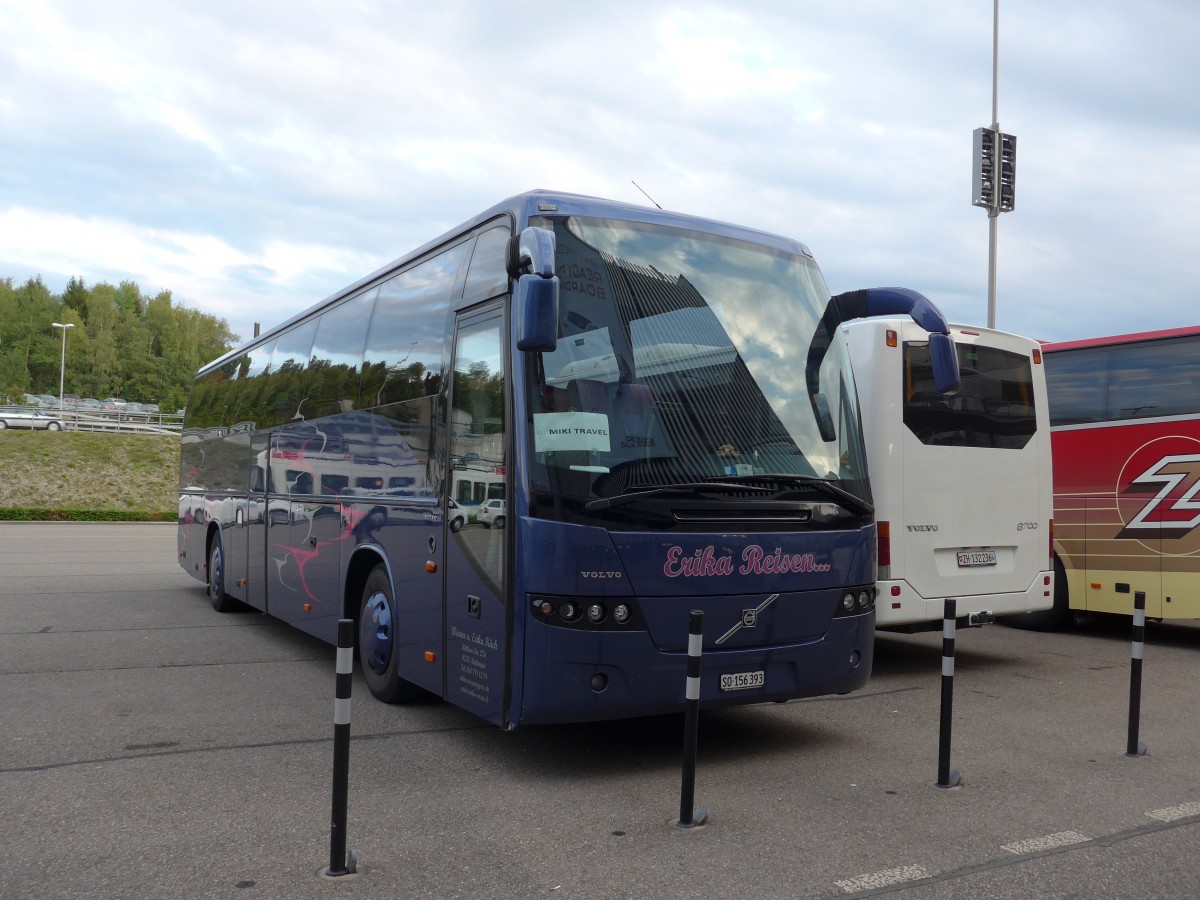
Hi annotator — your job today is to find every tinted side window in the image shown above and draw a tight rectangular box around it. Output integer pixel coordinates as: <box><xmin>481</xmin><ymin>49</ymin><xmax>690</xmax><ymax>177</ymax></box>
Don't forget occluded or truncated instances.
<box><xmin>360</xmin><ymin>242</ymin><xmax>471</xmax><ymax>408</ymax></box>
<box><xmin>462</xmin><ymin>225</ymin><xmax>511</xmax><ymax>302</ymax></box>
<box><xmin>262</xmin><ymin>319</ymin><xmax>318</xmax><ymax>427</ymax></box>
<box><xmin>185</xmin><ymin>364</ymin><xmax>233</xmax><ymax>431</ymax></box>
<box><xmin>903</xmin><ymin>341</ymin><xmax>1037</xmax><ymax>449</ymax></box>
<box><xmin>1106</xmin><ymin>336</ymin><xmax>1200</xmax><ymax>421</ymax></box>
<box><xmin>1044</xmin><ymin>347</ymin><xmax>1108</xmax><ymax>426</ymax></box>
<box><xmin>224</xmin><ymin>341</ymin><xmax>273</xmax><ymax>430</ymax></box>
<box><xmin>306</xmin><ymin>288</ymin><xmax>377</xmax><ymax>419</ymax></box>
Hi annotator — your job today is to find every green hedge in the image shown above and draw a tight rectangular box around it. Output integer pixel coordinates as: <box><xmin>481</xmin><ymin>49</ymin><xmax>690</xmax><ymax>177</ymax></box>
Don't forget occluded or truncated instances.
<box><xmin>0</xmin><ymin>508</ymin><xmax>176</xmax><ymax>522</ymax></box>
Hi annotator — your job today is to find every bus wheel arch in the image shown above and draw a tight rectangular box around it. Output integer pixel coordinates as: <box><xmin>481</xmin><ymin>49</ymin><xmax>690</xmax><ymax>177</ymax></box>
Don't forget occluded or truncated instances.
<box><xmin>1003</xmin><ymin>556</ymin><xmax>1072</xmax><ymax>631</ymax></box>
<box><xmin>206</xmin><ymin>526</ymin><xmax>240</xmax><ymax>613</ymax></box>
<box><xmin>356</xmin><ymin>562</ymin><xmax>423</xmax><ymax>703</ymax></box>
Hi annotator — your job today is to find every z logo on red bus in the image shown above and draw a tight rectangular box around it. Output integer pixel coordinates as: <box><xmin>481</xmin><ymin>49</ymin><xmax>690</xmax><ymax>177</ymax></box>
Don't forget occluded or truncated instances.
<box><xmin>1118</xmin><ymin>438</ymin><xmax>1200</xmax><ymax>535</ymax></box>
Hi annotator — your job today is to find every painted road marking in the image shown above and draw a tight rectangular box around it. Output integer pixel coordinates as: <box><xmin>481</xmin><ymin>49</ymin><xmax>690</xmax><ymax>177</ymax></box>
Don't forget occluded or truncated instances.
<box><xmin>835</xmin><ymin>865</ymin><xmax>928</xmax><ymax>893</ymax></box>
<box><xmin>835</xmin><ymin>801</ymin><xmax>1199</xmax><ymax>891</ymax></box>
<box><xmin>1001</xmin><ymin>831</ymin><xmax>1089</xmax><ymax>855</ymax></box>
<box><xmin>1146</xmin><ymin>801</ymin><xmax>1200</xmax><ymax>822</ymax></box>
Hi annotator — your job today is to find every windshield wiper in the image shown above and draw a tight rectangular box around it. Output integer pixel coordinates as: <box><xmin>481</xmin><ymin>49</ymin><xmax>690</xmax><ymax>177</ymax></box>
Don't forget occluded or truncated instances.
<box><xmin>708</xmin><ymin>474</ymin><xmax>875</xmax><ymax>517</ymax></box>
<box><xmin>586</xmin><ymin>482</ymin><xmax>772</xmax><ymax>512</ymax></box>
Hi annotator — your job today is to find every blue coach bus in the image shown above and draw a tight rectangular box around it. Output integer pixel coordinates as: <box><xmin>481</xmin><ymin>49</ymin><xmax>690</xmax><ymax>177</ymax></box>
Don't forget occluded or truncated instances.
<box><xmin>178</xmin><ymin>190</ymin><xmax>959</xmax><ymax>727</ymax></box>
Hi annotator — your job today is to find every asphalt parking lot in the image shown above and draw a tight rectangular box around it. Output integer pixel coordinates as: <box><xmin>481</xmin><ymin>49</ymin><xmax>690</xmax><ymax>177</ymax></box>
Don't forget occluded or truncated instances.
<box><xmin>2</xmin><ymin>523</ymin><xmax>1199</xmax><ymax>899</ymax></box>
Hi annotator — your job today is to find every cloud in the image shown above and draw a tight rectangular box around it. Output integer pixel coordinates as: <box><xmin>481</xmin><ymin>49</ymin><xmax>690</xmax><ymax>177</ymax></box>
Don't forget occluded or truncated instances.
<box><xmin>1</xmin><ymin>0</ymin><xmax>1198</xmax><ymax>348</ymax></box>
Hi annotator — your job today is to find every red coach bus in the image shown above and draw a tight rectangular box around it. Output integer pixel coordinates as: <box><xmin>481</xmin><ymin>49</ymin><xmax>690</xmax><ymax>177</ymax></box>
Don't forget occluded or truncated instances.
<box><xmin>1016</xmin><ymin>325</ymin><xmax>1200</xmax><ymax>627</ymax></box>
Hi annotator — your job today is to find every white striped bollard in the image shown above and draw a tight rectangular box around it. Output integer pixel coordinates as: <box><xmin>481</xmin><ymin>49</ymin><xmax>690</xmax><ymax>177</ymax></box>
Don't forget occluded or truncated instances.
<box><xmin>936</xmin><ymin>598</ymin><xmax>962</xmax><ymax>788</ymax></box>
<box><xmin>327</xmin><ymin>618</ymin><xmax>359</xmax><ymax>876</ymax></box>
<box><xmin>677</xmin><ymin>610</ymin><xmax>709</xmax><ymax>828</ymax></box>
<box><xmin>1125</xmin><ymin>591</ymin><xmax>1148</xmax><ymax>758</ymax></box>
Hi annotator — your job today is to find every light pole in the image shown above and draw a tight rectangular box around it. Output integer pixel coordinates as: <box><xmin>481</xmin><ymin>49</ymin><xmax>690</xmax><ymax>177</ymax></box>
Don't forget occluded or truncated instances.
<box><xmin>970</xmin><ymin>0</ymin><xmax>1016</xmax><ymax>329</ymax></box>
<box><xmin>51</xmin><ymin>322</ymin><xmax>75</xmax><ymax>411</ymax></box>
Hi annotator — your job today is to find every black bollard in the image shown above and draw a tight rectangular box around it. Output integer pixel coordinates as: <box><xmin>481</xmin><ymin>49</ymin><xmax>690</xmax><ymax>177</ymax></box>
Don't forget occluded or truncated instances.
<box><xmin>677</xmin><ymin>610</ymin><xmax>709</xmax><ymax>828</ymax></box>
<box><xmin>1126</xmin><ymin>591</ymin><xmax>1148</xmax><ymax>758</ymax></box>
<box><xmin>936</xmin><ymin>598</ymin><xmax>962</xmax><ymax>788</ymax></box>
<box><xmin>327</xmin><ymin>618</ymin><xmax>357</xmax><ymax>876</ymax></box>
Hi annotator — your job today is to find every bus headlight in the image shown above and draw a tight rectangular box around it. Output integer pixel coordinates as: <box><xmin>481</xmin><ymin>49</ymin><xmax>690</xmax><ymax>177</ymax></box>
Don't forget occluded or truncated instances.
<box><xmin>529</xmin><ymin>595</ymin><xmax>642</xmax><ymax>630</ymax></box>
<box><xmin>833</xmin><ymin>584</ymin><xmax>876</xmax><ymax>618</ymax></box>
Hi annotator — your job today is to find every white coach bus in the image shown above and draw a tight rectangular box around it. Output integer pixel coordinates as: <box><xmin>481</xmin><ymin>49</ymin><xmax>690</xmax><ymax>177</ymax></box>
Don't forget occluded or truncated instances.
<box><xmin>844</xmin><ymin>320</ymin><xmax>1054</xmax><ymax>629</ymax></box>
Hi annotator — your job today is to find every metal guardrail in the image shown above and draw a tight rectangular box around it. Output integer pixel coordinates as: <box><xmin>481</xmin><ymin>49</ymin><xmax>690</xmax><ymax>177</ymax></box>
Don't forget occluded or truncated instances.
<box><xmin>0</xmin><ymin>404</ymin><xmax>183</xmax><ymax>435</ymax></box>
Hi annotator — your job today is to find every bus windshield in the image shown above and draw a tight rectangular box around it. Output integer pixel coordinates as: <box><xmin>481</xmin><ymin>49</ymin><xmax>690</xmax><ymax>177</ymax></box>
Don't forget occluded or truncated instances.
<box><xmin>526</xmin><ymin>215</ymin><xmax>868</xmax><ymax>525</ymax></box>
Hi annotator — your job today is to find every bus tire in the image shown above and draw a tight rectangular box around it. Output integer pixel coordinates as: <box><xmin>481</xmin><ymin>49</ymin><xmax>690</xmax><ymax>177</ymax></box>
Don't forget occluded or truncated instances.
<box><xmin>358</xmin><ymin>565</ymin><xmax>422</xmax><ymax>703</ymax></box>
<box><xmin>207</xmin><ymin>532</ymin><xmax>240</xmax><ymax>613</ymax></box>
<box><xmin>1004</xmin><ymin>558</ymin><xmax>1072</xmax><ymax>631</ymax></box>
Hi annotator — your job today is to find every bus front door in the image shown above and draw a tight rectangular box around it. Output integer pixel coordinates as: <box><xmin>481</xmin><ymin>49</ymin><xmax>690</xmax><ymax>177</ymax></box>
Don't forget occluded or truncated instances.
<box><xmin>441</xmin><ymin>305</ymin><xmax>510</xmax><ymax>726</ymax></box>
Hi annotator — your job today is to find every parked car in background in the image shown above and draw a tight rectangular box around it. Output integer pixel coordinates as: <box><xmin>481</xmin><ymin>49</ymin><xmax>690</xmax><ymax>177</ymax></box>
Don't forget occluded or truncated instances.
<box><xmin>101</xmin><ymin>398</ymin><xmax>128</xmax><ymax>411</ymax></box>
<box><xmin>0</xmin><ymin>408</ymin><xmax>64</xmax><ymax>431</ymax></box>
<box><xmin>448</xmin><ymin>499</ymin><xmax>466</xmax><ymax>532</ymax></box>
<box><xmin>477</xmin><ymin>499</ymin><xmax>506</xmax><ymax>529</ymax></box>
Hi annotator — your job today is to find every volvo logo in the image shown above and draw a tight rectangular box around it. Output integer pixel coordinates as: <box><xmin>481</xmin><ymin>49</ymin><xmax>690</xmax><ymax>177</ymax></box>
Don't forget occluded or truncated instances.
<box><xmin>716</xmin><ymin>593</ymin><xmax>779</xmax><ymax>645</ymax></box>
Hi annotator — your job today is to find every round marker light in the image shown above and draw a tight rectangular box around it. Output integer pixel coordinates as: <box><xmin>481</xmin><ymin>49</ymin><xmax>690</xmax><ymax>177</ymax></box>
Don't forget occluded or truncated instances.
<box><xmin>559</xmin><ymin>602</ymin><xmax>579</xmax><ymax>622</ymax></box>
<box><xmin>841</xmin><ymin>592</ymin><xmax>856</xmax><ymax>611</ymax></box>
<box><xmin>586</xmin><ymin>603</ymin><xmax>606</xmax><ymax>624</ymax></box>
<box><xmin>539</xmin><ymin>600</ymin><xmax>553</xmax><ymax>615</ymax></box>
<box><xmin>858</xmin><ymin>591</ymin><xmax>870</xmax><ymax>609</ymax></box>
<box><xmin>612</xmin><ymin>604</ymin><xmax>631</xmax><ymax>624</ymax></box>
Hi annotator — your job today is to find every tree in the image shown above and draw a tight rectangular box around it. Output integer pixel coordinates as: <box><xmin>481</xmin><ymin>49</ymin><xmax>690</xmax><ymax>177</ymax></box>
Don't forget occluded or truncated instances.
<box><xmin>61</xmin><ymin>276</ymin><xmax>90</xmax><ymax>319</ymax></box>
<box><xmin>0</xmin><ymin>274</ymin><xmax>238</xmax><ymax>406</ymax></box>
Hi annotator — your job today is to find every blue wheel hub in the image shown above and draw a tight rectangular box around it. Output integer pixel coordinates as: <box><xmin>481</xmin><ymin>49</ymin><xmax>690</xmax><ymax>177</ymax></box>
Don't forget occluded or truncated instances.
<box><xmin>209</xmin><ymin>545</ymin><xmax>222</xmax><ymax>597</ymax></box>
<box><xmin>361</xmin><ymin>591</ymin><xmax>393</xmax><ymax>675</ymax></box>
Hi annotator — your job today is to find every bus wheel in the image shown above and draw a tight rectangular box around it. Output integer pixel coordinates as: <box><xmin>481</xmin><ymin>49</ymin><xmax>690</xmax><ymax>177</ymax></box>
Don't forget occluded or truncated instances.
<box><xmin>207</xmin><ymin>533</ymin><xmax>239</xmax><ymax>613</ymax></box>
<box><xmin>358</xmin><ymin>565</ymin><xmax>422</xmax><ymax>703</ymax></box>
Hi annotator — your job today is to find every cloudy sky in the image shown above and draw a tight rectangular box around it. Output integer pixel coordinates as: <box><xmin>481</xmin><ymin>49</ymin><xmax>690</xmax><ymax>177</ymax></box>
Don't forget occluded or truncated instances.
<box><xmin>2</xmin><ymin>0</ymin><xmax>1197</xmax><ymax>349</ymax></box>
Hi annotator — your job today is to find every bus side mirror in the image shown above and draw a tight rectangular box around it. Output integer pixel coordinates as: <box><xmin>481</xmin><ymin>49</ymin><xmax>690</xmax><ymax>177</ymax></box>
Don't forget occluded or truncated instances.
<box><xmin>516</xmin><ymin>275</ymin><xmax>559</xmax><ymax>352</ymax></box>
<box><xmin>510</xmin><ymin>225</ymin><xmax>559</xmax><ymax>352</ymax></box>
<box><xmin>506</xmin><ymin>226</ymin><xmax>556</xmax><ymax>279</ymax></box>
<box><xmin>811</xmin><ymin>392</ymin><xmax>837</xmax><ymax>442</ymax></box>
<box><xmin>929</xmin><ymin>332</ymin><xmax>961</xmax><ymax>394</ymax></box>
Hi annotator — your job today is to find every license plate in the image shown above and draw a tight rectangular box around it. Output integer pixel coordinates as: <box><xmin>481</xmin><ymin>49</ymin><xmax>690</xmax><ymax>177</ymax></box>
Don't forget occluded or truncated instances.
<box><xmin>957</xmin><ymin>550</ymin><xmax>997</xmax><ymax>567</ymax></box>
<box><xmin>720</xmin><ymin>671</ymin><xmax>765</xmax><ymax>691</ymax></box>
